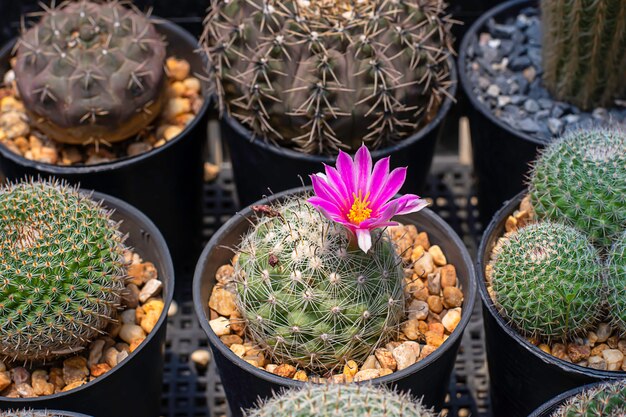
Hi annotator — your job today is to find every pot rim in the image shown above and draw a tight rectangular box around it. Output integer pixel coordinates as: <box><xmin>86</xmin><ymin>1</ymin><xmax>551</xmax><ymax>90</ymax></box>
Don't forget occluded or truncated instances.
<box><xmin>0</xmin><ymin>18</ymin><xmax>211</xmax><ymax>174</ymax></box>
<box><xmin>193</xmin><ymin>186</ymin><xmax>477</xmax><ymax>389</ymax></box>
<box><xmin>476</xmin><ymin>190</ymin><xmax>626</xmax><ymax>379</ymax></box>
<box><xmin>218</xmin><ymin>56</ymin><xmax>457</xmax><ymax>163</ymax></box>
<box><xmin>0</xmin><ymin>190</ymin><xmax>175</xmax><ymax>403</ymax></box>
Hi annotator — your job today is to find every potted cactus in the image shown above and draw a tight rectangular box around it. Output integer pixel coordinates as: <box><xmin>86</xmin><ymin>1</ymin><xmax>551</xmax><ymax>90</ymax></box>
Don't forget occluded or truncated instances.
<box><xmin>0</xmin><ymin>180</ymin><xmax>174</xmax><ymax>417</ymax></box>
<box><xmin>476</xmin><ymin>127</ymin><xmax>626</xmax><ymax>417</ymax></box>
<box><xmin>202</xmin><ymin>0</ymin><xmax>457</xmax><ymax>206</ymax></box>
<box><xmin>194</xmin><ymin>146</ymin><xmax>476</xmax><ymax>416</ymax></box>
<box><xmin>245</xmin><ymin>383</ymin><xmax>436</xmax><ymax>417</ymax></box>
<box><xmin>458</xmin><ymin>0</ymin><xmax>626</xmax><ymax>223</ymax></box>
<box><xmin>0</xmin><ymin>411</ymin><xmax>91</xmax><ymax>417</ymax></box>
<box><xmin>0</xmin><ymin>0</ymin><xmax>210</xmax><ymax>274</ymax></box>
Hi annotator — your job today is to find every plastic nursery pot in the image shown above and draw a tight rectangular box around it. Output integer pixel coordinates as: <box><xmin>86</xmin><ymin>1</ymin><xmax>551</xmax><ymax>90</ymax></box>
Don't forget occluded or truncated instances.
<box><xmin>193</xmin><ymin>187</ymin><xmax>477</xmax><ymax>417</ymax></box>
<box><xmin>476</xmin><ymin>191</ymin><xmax>626</xmax><ymax>417</ymax></box>
<box><xmin>221</xmin><ymin>58</ymin><xmax>457</xmax><ymax>208</ymax></box>
<box><xmin>458</xmin><ymin>0</ymin><xmax>545</xmax><ymax>225</ymax></box>
<box><xmin>0</xmin><ymin>19</ymin><xmax>210</xmax><ymax>278</ymax></box>
<box><xmin>0</xmin><ymin>191</ymin><xmax>175</xmax><ymax>417</ymax></box>
<box><xmin>0</xmin><ymin>412</ymin><xmax>92</xmax><ymax>417</ymax></box>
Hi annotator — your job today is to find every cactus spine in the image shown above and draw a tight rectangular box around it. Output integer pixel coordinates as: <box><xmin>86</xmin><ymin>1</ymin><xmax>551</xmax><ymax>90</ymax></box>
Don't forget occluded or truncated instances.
<box><xmin>551</xmin><ymin>380</ymin><xmax>626</xmax><ymax>417</ymax></box>
<box><xmin>607</xmin><ymin>231</ymin><xmax>626</xmax><ymax>334</ymax></box>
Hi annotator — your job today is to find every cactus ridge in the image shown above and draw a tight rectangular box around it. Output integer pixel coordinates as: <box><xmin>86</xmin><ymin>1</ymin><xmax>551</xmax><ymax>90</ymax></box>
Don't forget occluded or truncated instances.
<box><xmin>0</xmin><ymin>180</ymin><xmax>126</xmax><ymax>362</ymax></box>
<box><xmin>551</xmin><ymin>380</ymin><xmax>626</xmax><ymax>417</ymax></box>
<box><xmin>607</xmin><ymin>230</ymin><xmax>626</xmax><ymax>334</ymax></box>
<box><xmin>529</xmin><ymin>128</ymin><xmax>626</xmax><ymax>249</ymax></box>
<box><xmin>202</xmin><ymin>0</ymin><xmax>454</xmax><ymax>155</ymax></box>
<box><xmin>246</xmin><ymin>383</ymin><xmax>437</xmax><ymax>417</ymax></box>
<box><xmin>490</xmin><ymin>221</ymin><xmax>605</xmax><ymax>342</ymax></box>
<box><xmin>235</xmin><ymin>198</ymin><xmax>404</xmax><ymax>372</ymax></box>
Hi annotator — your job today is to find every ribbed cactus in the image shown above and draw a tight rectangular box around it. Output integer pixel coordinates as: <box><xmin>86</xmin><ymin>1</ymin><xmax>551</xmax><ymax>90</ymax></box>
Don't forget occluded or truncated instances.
<box><xmin>202</xmin><ymin>0</ymin><xmax>454</xmax><ymax>155</ymax></box>
<box><xmin>0</xmin><ymin>411</ymin><xmax>86</xmax><ymax>417</ymax></box>
<box><xmin>489</xmin><ymin>222</ymin><xmax>605</xmax><ymax>341</ymax></box>
<box><xmin>14</xmin><ymin>0</ymin><xmax>167</xmax><ymax>145</ymax></box>
<box><xmin>0</xmin><ymin>180</ymin><xmax>126</xmax><ymax>362</ymax></box>
<box><xmin>529</xmin><ymin>128</ymin><xmax>626</xmax><ymax>249</ymax></box>
<box><xmin>551</xmin><ymin>380</ymin><xmax>626</xmax><ymax>417</ymax></box>
<box><xmin>235</xmin><ymin>198</ymin><xmax>404</xmax><ymax>372</ymax></box>
<box><xmin>607</xmin><ymin>230</ymin><xmax>626</xmax><ymax>334</ymax></box>
<box><xmin>541</xmin><ymin>0</ymin><xmax>626</xmax><ymax>110</ymax></box>
<box><xmin>246</xmin><ymin>384</ymin><xmax>435</xmax><ymax>417</ymax></box>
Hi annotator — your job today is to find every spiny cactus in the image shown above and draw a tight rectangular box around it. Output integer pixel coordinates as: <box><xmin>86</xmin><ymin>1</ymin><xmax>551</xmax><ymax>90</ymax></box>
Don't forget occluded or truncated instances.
<box><xmin>551</xmin><ymin>380</ymin><xmax>626</xmax><ymax>417</ymax></box>
<box><xmin>529</xmin><ymin>128</ymin><xmax>626</xmax><ymax>249</ymax></box>
<box><xmin>246</xmin><ymin>383</ymin><xmax>436</xmax><ymax>417</ymax></box>
<box><xmin>489</xmin><ymin>222</ymin><xmax>605</xmax><ymax>342</ymax></box>
<box><xmin>0</xmin><ymin>411</ymin><xmax>87</xmax><ymax>417</ymax></box>
<box><xmin>202</xmin><ymin>0</ymin><xmax>454</xmax><ymax>155</ymax></box>
<box><xmin>235</xmin><ymin>198</ymin><xmax>404</xmax><ymax>372</ymax></box>
<box><xmin>0</xmin><ymin>180</ymin><xmax>126</xmax><ymax>362</ymax></box>
<box><xmin>541</xmin><ymin>0</ymin><xmax>626</xmax><ymax>110</ymax></box>
<box><xmin>14</xmin><ymin>0</ymin><xmax>167</xmax><ymax>145</ymax></box>
<box><xmin>607</xmin><ymin>230</ymin><xmax>626</xmax><ymax>334</ymax></box>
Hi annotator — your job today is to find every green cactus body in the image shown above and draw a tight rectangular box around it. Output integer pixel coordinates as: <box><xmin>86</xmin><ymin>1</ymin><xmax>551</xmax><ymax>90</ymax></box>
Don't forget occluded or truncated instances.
<box><xmin>607</xmin><ymin>231</ymin><xmax>626</xmax><ymax>334</ymax></box>
<box><xmin>0</xmin><ymin>181</ymin><xmax>126</xmax><ymax>362</ymax></box>
<box><xmin>14</xmin><ymin>0</ymin><xmax>167</xmax><ymax>145</ymax></box>
<box><xmin>246</xmin><ymin>383</ymin><xmax>435</xmax><ymax>417</ymax></box>
<box><xmin>235</xmin><ymin>198</ymin><xmax>404</xmax><ymax>372</ymax></box>
<box><xmin>202</xmin><ymin>0</ymin><xmax>454</xmax><ymax>155</ymax></box>
<box><xmin>541</xmin><ymin>0</ymin><xmax>626</xmax><ymax>110</ymax></box>
<box><xmin>529</xmin><ymin>128</ymin><xmax>626</xmax><ymax>249</ymax></box>
<box><xmin>551</xmin><ymin>380</ymin><xmax>626</xmax><ymax>417</ymax></box>
<box><xmin>489</xmin><ymin>222</ymin><xmax>604</xmax><ymax>341</ymax></box>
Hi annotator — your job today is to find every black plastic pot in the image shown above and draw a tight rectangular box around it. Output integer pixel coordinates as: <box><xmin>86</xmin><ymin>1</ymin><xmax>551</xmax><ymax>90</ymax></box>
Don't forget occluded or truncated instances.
<box><xmin>193</xmin><ymin>187</ymin><xmax>476</xmax><ymax>417</ymax></box>
<box><xmin>526</xmin><ymin>383</ymin><xmax>595</xmax><ymax>417</ymax></box>
<box><xmin>0</xmin><ymin>191</ymin><xmax>175</xmax><ymax>417</ymax></box>
<box><xmin>477</xmin><ymin>191</ymin><xmax>626</xmax><ymax>417</ymax></box>
<box><xmin>458</xmin><ymin>0</ymin><xmax>545</xmax><ymax>225</ymax></box>
<box><xmin>222</xmin><ymin>59</ymin><xmax>457</xmax><ymax>207</ymax></box>
<box><xmin>0</xmin><ymin>411</ymin><xmax>91</xmax><ymax>417</ymax></box>
<box><xmin>0</xmin><ymin>20</ymin><xmax>210</xmax><ymax>277</ymax></box>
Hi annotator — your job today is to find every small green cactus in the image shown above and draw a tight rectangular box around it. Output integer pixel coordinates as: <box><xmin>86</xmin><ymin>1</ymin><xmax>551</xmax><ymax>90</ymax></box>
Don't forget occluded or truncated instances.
<box><xmin>607</xmin><ymin>230</ymin><xmax>626</xmax><ymax>334</ymax></box>
<box><xmin>551</xmin><ymin>380</ymin><xmax>626</xmax><ymax>417</ymax></box>
<box><xmin>235</xmin><ymin>198</ymin><xmax>404</xmax><ymax>372</ymax></box>
<box><xmin>541</xmin><ymin>0</ymin><xmax>626</xmax><ymax>110</ymax></box>
<box><xmin>14</xmin><ymin>0</ymin><xmax>167</xmax><ymax>145</ymax></box>
<box><xmin>245</xmin><ymin>383</ymin><xmax>436</xmax><ymax>417</ymax></box>
<box><xmin>489</xmin><ymin>222</ymin><xmax>605</xmax><ymax>341</ymax></box>
<box><xmin>0</xmin><ymin>180</ymin><xmax>126</xmax><ymax>362</ymax></box>
<box><xmin>529</xmin><ymin>128</ymin><xmax>626</xmax><ymax>249</ymax></box>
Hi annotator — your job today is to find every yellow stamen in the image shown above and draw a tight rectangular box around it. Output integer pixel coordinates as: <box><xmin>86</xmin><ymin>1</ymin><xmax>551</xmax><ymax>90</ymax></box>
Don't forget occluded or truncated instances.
<box><xmin>347</xmin><ymin>191</ymin><xmax>372</xmax><ymax>224</ymax></box>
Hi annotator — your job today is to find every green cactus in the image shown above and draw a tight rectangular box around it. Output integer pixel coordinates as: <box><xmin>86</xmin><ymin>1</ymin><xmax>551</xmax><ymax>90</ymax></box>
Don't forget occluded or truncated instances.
<box><xmin>607</xmin><ymin>230</ymin><xmax>626</xmax><ymax>334</ymax></box>
<box><xmin>541</xmin><ymin>0</ymin><xmax>626</xmax><ymax>110</ymax></box>
<box><xmin>14</xmin><ymin>0</ymin><xmax>167</xmax><ymax>145</ymax></box>
<box><xmin>529</xmin><ymin>128</ymin><xmax>626</xmax><ymax>249</ymax></box>
<box><xmin>202</xmin><ymin>0</ymin><xmax>454</xmax><ymax>155</ymax></box>
<box><xmin>0</xmin><ymin>411</ymin><xmax>86</xmax><ymax>417</ymax></box>
<box><xmin>235</xmin><ymin>198</ymin><xmax>404</xmax><ymax>372</ymax></box>
<box><xmin>489</xmin><ymin>222</ymin><xmax>605</xmax><ymax>341</ymax></box>
<box><xmin>0</xmin><ymin>180</ymin><xmax>126</xmax><ymax>362</ymax></box>
<box><xmin>246</xmin><ymin>383</ymin><xmax>436</xmax><ymax>417</ymax></box>
<box><xmin>551</xmin><ymin>380</ymin><xmax>626</xmax><ymax>417</ymax></box>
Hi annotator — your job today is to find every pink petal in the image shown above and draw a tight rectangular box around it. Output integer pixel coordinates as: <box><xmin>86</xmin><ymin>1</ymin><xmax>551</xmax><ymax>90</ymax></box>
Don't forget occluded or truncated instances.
<box><xmin>307</xmin><ymin>196</ymin><xmax>344</xmax><ymax>220</ymax></box>
<box><xmin>368</xmin><ymin>157</ymin><xmax>390</xmax><ymax>201</ymax></box>
<box><xmin>371</xmin><ymin>167</ymin><xmax>407</xmax><ymax>207</ymax></box>
<box><xmin>324</xmin><ymin>166</ymin><xmax>351</xmax><ymax>207</ymax></box>
<box><xmin>336</xmin><ymin>150</ymin><xmax>356</xmax><ymax>195</ymax></box>
<box><xmin>311</xmin><ymin>174</ymin><xmax>344</xmax><ymax>207</ymax></box>
<box><xmin>356</xmin><ymin>229</ymin><xmax>372</xmax><ymax>253</ymax></box>
<box><xmin>394</xmin><ymin>194</ymin><xmax>429</xmax><ymax>215</ymax></box>
<box><xmin>354</xmin><ymin>145</ymin><xmax>372</xmax><ymax>195</ymax></box>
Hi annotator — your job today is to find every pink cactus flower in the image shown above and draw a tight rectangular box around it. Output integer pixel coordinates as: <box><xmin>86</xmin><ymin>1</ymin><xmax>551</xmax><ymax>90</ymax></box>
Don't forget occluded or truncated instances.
<box><xmin>308</xmin><ymin>145</ymin><xmax>428</xmax><ymax>253</ymax></box>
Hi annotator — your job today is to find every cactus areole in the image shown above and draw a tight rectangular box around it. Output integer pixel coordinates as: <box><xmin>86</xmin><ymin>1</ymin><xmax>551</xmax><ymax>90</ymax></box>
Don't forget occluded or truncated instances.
<box><xmin>14</xmin><ymin>0</ymin><xmax>167</xmax><ymax>145</ymax></box>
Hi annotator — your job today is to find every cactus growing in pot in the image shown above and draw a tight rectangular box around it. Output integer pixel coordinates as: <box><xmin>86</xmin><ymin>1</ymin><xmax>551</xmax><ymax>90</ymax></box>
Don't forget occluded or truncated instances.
<box><xmin>550</xmin><ymin>380</ymin><xmax>626</xmax><ymax>417</ymax></box>
<box><xmin>202</xmin><ymin>0</ymin><xmax>455</xmax><ymax>155</ymax></box>
<box><xmin>0</xmin><ymin>180</ymin><xmax>127</xmax><ymax>362</ymax></box>
<box><xmin>607</xmin><ymin>230</ymin><xmax>626</xmax><ymax>334</ymax></box>
<box><xmin>13</xmin><ymin>0</ymin><xmax>167</xmax><ymax>145</ymax></box>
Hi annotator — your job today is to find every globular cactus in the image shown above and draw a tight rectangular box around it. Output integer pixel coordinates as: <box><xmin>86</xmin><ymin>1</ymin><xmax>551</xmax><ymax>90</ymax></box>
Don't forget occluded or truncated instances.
<box><xmin>607</xmin><ymin>230</ymin><xmax>626</xmax><ymax>334</ymax></box>
<box><xmin>551</xmin><ymin>380</ymin><xmax>626</xmax><ymax>417</ymax></box>
<box><xmin>246</xmin><ymin>383</ymin><xmax>436</xmax><ymax>417</ymax></box>
<box><xmin>202</xmin><ymin>0</ymin><xmax>454</xmax><ymax>155</ymax></box>
<box><xmin>489</xmin><ymin>222</ymin><xmax>605</xmax><ymax>341</ymax></box>
<box><xmin>529</xmin><ymin>128</ymin><xmax>626</xmax><ymax>249</ymax></box>
<box><xmin>14</xmin><ymin>0</ymin><xmax>167</xmax><ymax>145</ymax></box>
<box><xmin>0</xmin><ymin>180</ymin><xmax>126</xmax><ymax>362</ymax></box>
<box><xmin>235</xmin><ymin>198</ymin><xmax>404</xmax><ymax>372</ymax></box>
<box><xmin>541</xmin><ymin>0</ymin><xmax>626</xmax><ymax>110</ymax></box>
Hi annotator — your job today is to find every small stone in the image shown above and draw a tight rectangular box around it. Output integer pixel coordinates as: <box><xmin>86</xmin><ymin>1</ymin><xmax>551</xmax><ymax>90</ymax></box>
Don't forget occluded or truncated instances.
<box><xmin>547</xmin><ymin>118</ymin><xmax>563</xmax><ymax>135</ymax></box>
<box><xmin>519</xmin><ymin>118</ymin><xmax>541</xmax><ymax>133</ymax></box>
<box><xmin>588</xmin><ymin>356</ymin><xmax>607</xmax><ymax>370</ymax></box>
<box><xmin>587</xmin><ymin>331</ymin><xmax>599</xmax><ymax>346</ymax></box>
<box><xmin>117</xmin><ymin>350</ymin><xmax>129</xmax><ymax>364</ymax></box>
<box><xmin>428</xmin><ymin>245</ymin><xmax>446</xmax><ymax>266</ymax></box>
<box><xmin>121</xmin><ymin>309</ymin><xmax>137</xmax><ymax>324</ymax></box>
<box><xmin>127</xmin><ymin>142</ymin><xmax>152</xmax><ymax>157</ymax></box>
<box><xmin>127</xmin><ymin>262</ymin><xmax>158</xmax><ymax>285</ymax></box>
<box><xmin>163</xmin><ymin>125</ymin><xmax>184</xmax><ymax>141</ymax></box>
<box><xmin>375</xmin><ymin>348</ymin><xmax>397</xmax><ymax>371</ymax></box>
<box><xmin>414</xmin><ymin>252</ymin><xmax>435</xmax><ymax>278</ymax></box>
<box><xmin>393</xmin><ymin>342</ymin><xmax>420</xmax><ymax>371</ymax></box>
<box><xmin>167</xmin><ymin>57</ymin><xmax>191</xmax><ymax>81</ymax></box>
<box><xmin>591</xmin><ymin>343</ymin><xmax>609</xmax><ymax>357</ymax></box>
<box><xmin>210</xmin><ymin>317</ymin><xmax>231</xmax><ymax>336</ymax></box>
<box><xmin>425</xmin><ymin>330</ymin><xmax>444</xmax><ymax>347</ymax></box>
<box><xmin>293</xmin><ymin>370</ymin><xmax>308</xmax><ymax>381</ymax></box>
<box><xmin>164</xmin><ymin>98</ymin><xmax>191</xmax><ymax>121</ymax></box>
<box><xmin>440</xmin><ymin>265</ymin><xmax>457</xmax><ymax>288</ymax></box>
<box><xmin>209</xmin><ymin>287</ymin><xmax>237</xmax><ymax>316</ymax></box>
<box><xmin>139</xmin><ymin>279</ymin><xmax>163</xmax><ymax>303</ymax></box>
<box><xmin>618</xmin><ymin>340</ymin><xmax>626</xmax><ymax>355</ymax></box>
<box><xmin>0</xmin><ymin>371</ymin><xmax>10</xmax><ymax>391</ymax></box>
<box><xmin>62</xmin><ymin>381</ymin><xmax>85</xmax><ymax>392</ymax></box>
<box><xmin>168</xmin><ymin>300</ymin><xmax>179</xmax><ymax>317</ymax></box>
<box><xmin>141</xmin><ymin>298</ymin><xmax>164</xmax><ymax>334</ymax></box>
<box><xmin>11</xmin><ymin>367</ymin><xmax>30</xmax><ymax>385</ymax></box>
<box><xmin>538</xmin><ymin>344</ymin><xmax>551</xmax><ymax>354</ymax></box>
<box><xmin>552</xmin><ymin>343</ymin><xmax>567</xmax><ymax>359</ymax></box>
<box><xmin>216</xmin><ymin>265</ymin><xmax>236</xmax><ymax>283</ymax></box>
<box><xmin>230</xmin><ymin>344</ymin><xmax>247</xmax><ymax>358</ymax></box>
<box><xmin>183</xmin><ymin>77</ymin><xmax>201</xmax><ymax>94</ymax></box>
<box><xmin>220</xmin><ymin>334</ymin><xmax>244</xmax><ymax>346</ymax></box>
<box><xmin>265</xmin><ymin>364</ymin><xmax>278</xmax><ymax>373</ymax></box>
<box><xmin>596</xmin><ymin>323</ymin><xmax>611</xmax><ymax>343</ymax></box>
<box><xmin>410</xmin><ymin>245</ymin><xmax>425</xmax><ymax>263</ymax></box>
<box><xmin>427</xmin><ymin>295</ymin><xmax>443</xmax><ymax>314</ymax></box>
<box><xmin>16</xmin><ymin>383</ymin><xmax>36</xmax><ymax>398</ymax></box>
<box><xmin>119</xmin><ymin>324</ymin><xmax>146</xmax><ymax>344</ymax></box>
<box><xmin>90</xmin><ymin>363</ymin><xmax>111</xmax><ymax>377</ymax></box>
<box><xmin>230</xmin><ymin>312</ymin><xmax>245</xmax><ymax>336</ymax></box>
<box><xmin>486</xmin><ymin>84</ymin><xmax>500</xmax><ymax>97</ymax></box>
<box><xmin>427</xmin><ymin>273</ymin><xmax>441</xmax><ymax>295</ymax></box>
<box><xmin>121</xmin><ymin>283</ymin><xmax>140</xmax><ymax>308</ymax></box>
<box><xmin>607</xmin><ymin>336</ymin><xmax>619</xmax><ymax>349</ymax></box>
<box><xmin>273</xmin><ymin>364</ymin><xmax>297</xmax><ymax>378</ymax></box>
<box><xmin>49</xmin><ymin>368</ymin><xmax>65</xmax><ymax>391</ymax></box>
<box><xmin>443</xmin><ymin>287</ymin><xmax>464</xmax><ymax>308</ymax></box>
<box><xmin>419</xmin><ymin>345</ymin><xmax>437</xmax><ymax>360</ymax></box>
<box><xmin>361</xmin><ymin>355</ymin><xmax>379</xmax><ymax>370</ymax></box>
<box><xmin>342</xmin><ymin>360</ymin><xmax>358</xmax><ymax>381</ymax></box>
<box><xmin>31</xmin><ymin>370</ymin><xmax>54</xmax><ymax>396</ymax></box>
<box><xmin>88</xmin><ymin>339</ymin><xmax>106</xmax><ymax>367</ymax></box>
<box><xmin>407</xmin><ymin>300</ymin><xmax>429</xmax><ymax>321</ymax></box>
<box><xmin>401</xmin><ymin>319</ymin><xmax>421</xmax><ymax>341</ymax></box>
<box><xmin>353</xmin><ymin>369</ymin><xmax>381</xmax><ymax>382</ymax></box>
<box><xmin>523</xmin><ymin>99</ymin><xmax>539</xmax><ymax>113</ymax></box>
<box><xmin>415</xmin><ymin>232</ymin><xmax>430</xmax><ymax>249</ymax></box>
<box><xmin>523</xmin><ymin>66</ymin><xmax>536</xmax><ymax>82</ymax></box>
<box><xmin>442</xmin><ymin>309</ymin><xmax>462</xmax><ymax>333</ymax></box>
<box><xmin>602</xmin><ymin>349</ymin><xmax>624</xmax><ymax>371</ymax></box>
<box><xmin>567</xmin><ymin>344</ymin><xmax>590</xmax><ymax>363</ymax></box>
<box><xmin>191</xmin><ymin>349</ymin><xmax>212</xmax><ymax>368</ymax></box>
<box><xmin>63</xmin><ymin>357</ymin><xmax>89</xmax><ymax>385</ymax></box>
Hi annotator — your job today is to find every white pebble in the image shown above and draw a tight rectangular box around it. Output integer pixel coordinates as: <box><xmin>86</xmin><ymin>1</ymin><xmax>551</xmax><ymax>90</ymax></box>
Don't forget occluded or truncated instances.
<box><xmin>191</xmin><ymin>349</ymin><xmax>212</xmax><ymax>367</ymax></box>
<box><xmin>139</xmin><ymin>279</ymin><xmax>163</xmax><ymax>303</ymax></box>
